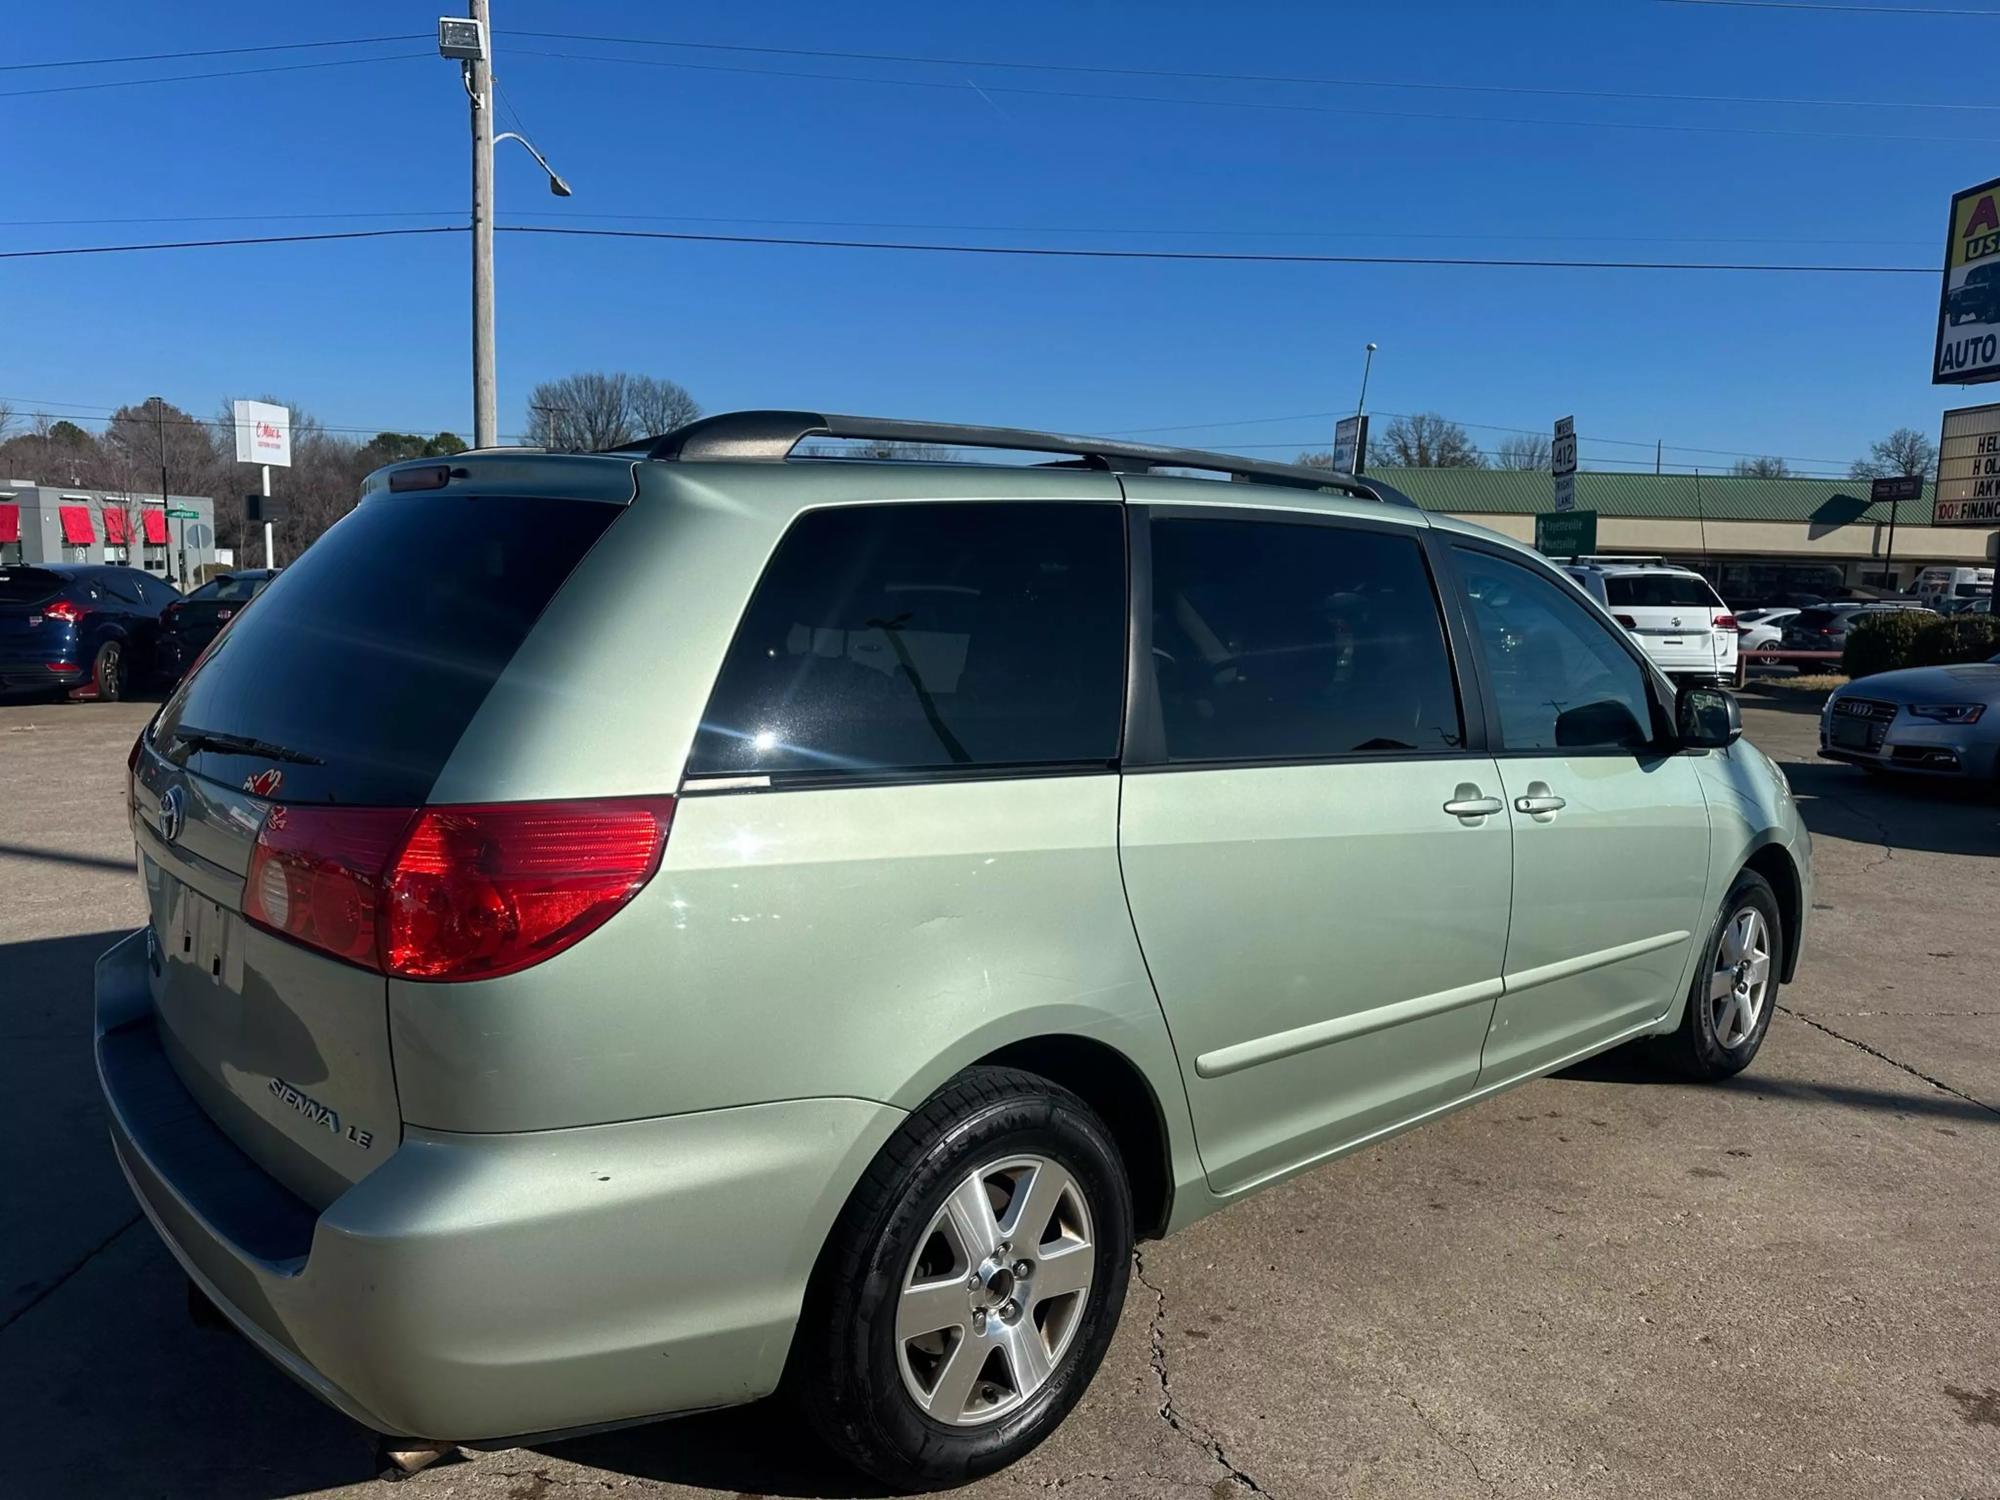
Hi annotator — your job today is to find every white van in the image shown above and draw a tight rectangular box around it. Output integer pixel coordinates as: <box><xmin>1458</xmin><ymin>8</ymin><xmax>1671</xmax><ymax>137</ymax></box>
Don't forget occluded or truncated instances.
<box><xmin>1914</xmin><ymin>565</ymin><xmax>1993</xmax><ymax>611</ymax></box>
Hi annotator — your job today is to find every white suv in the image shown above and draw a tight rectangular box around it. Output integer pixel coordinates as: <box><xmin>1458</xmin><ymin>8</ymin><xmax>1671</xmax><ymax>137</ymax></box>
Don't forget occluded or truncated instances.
<box><xmin>1563</xmin><ymin>557</ymin><xmax>1738</xmax><ymax>682</ymax></box>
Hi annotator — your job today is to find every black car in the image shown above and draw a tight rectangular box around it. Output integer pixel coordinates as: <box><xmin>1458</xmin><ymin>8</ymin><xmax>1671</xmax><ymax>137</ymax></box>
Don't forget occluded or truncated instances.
<box><xmin>157</xmin><ymin>568</ymin><xmax>279</xmax><ymax>680</ymax></box>
<box><xmin>1948</xmin><ymin>262</ymin><xmax>2000</xmax><ymax>326</ymax></box>
<box><xmin>1780</xmin><ymin>602</ymin><xmax>1934</xmax><ymax>652</ymax></box>
<box><xmin>0</xmin><ymin>564</ymin><xmax>183</xmax><ymax>700</ymax></box>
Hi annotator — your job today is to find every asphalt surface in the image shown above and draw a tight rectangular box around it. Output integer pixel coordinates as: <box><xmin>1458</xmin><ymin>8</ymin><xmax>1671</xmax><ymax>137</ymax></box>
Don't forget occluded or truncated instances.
<box><xmin>1</xmin><ymin>689</ymin><xmax>1996</xmax><ymax>1500</ymax></box>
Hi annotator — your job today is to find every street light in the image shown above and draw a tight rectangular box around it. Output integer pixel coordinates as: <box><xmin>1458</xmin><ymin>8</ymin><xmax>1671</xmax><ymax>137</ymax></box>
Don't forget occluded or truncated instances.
<box><xmin>441</xmin><ymin>7</ymin><xmax>574</xmax><ymax>449</ymax></box>
<box><xmin>1356</xmin><ymin>342</ymin><xmax>1378</xmax><ymax>418</ymax></box>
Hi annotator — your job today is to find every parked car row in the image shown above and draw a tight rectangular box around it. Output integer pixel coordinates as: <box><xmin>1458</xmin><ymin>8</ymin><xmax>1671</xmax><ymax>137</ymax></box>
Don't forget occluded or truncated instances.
<box><xmin>0</xmin><ymin>565</ymin><xmax>276</xmax><ymax>700</ymax></box>
<box><xmin>1780</xmin><ymin>600</ymin><xmax>1937</xmax><ymax>654</ymax></box>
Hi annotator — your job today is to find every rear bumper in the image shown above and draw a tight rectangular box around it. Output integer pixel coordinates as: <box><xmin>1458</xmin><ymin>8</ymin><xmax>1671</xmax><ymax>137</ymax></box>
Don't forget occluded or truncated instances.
<box><xmin>95</xmin><ymin>930</ymin><xmax>903</xmax><ymax>1440</ymax></box>
<box><xmin>0</xmin><ymin>661</ymin><xmax>82</xmax><ymax>691</ymax></box>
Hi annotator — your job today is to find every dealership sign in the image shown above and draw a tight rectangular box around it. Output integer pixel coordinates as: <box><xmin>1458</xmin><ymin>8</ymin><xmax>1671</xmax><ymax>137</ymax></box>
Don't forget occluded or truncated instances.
<box><xmin>231</xmin><ymin>399</ymin><xmax>292</xmax><ymax>468</ymax></box>
<box><xmin>1934</xmin><ymin>402</ymin><xmax>2000</xmax><ymax>524</ymax></box>
<box><xmin>1934</xmin><ymin>176</ymin><xmax>2000</xmax><ymax>385</ymax></box>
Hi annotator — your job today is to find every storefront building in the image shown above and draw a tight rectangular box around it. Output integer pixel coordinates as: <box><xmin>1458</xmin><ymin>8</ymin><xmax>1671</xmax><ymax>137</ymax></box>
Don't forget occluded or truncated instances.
<box><xmin>0</xmin><ymin>484</ymin><xmax>219</xmax><ymax>588</ymax></box>
<box><xmin>1376</xmin><ymin>468</ymin><xmax>1996</xmax><ymax>606</ymax></box>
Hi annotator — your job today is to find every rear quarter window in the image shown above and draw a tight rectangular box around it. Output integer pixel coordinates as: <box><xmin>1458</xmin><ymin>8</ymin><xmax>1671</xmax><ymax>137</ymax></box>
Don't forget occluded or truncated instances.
<box><xmin>689</xmin><ymin>502</ymin><xmax>1126</xmax><ymax>778</ymax></box>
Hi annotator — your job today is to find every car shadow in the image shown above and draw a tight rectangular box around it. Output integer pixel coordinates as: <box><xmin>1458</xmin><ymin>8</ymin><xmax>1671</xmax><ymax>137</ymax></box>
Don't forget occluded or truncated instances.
<box><xmin>1783</xmin><ymin>760</ymin><xmax>1999</xmax><ymax>858</ymax></box>
<box><xmin>537</xmin><ymin>1402</ymin><xmax>888</xmax><ymax>1497</ymax></box>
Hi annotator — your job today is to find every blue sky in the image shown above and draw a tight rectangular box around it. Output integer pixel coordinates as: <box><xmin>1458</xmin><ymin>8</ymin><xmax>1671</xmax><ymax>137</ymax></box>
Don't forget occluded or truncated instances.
<box><xmin>3</xmin><ymin>0</ymin><xmax>1995</xmax><ymax>476</ymax></box>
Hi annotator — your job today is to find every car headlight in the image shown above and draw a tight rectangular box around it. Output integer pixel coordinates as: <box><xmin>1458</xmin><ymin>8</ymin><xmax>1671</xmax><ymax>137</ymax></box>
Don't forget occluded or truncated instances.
<box><xmin>1906</xmin><ymin>703</ymin><xmax>1986</xmax><ymax>723</ymax></box>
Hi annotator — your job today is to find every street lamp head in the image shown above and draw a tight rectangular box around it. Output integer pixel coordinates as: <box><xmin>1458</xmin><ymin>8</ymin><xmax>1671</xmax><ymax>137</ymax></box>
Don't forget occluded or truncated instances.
<box><xmin>548</xmin><ymin>173</ymin><xmax>573</xmax><ymax>198</ymax></box>
<box><xmin>1366</xmin><ymin>343</ymin><xmax>1378</xmax><ymax>352</ymax></box>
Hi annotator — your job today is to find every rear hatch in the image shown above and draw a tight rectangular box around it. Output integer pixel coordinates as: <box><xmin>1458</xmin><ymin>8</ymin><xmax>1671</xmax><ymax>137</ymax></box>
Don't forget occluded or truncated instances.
<box><xmin>1605</xmin><ymin>572</ymin><xmax>1734</xmax><ymax>675</ymax></box>
<box><xmin>0</xmin><ymin>567</ymin><xmax>71</xmax><ymax>677</ymax></box>
<box><xmin>131</xmin><ymin>486</ymin><xmax>622</xmax><ymax>1207</ymax></box>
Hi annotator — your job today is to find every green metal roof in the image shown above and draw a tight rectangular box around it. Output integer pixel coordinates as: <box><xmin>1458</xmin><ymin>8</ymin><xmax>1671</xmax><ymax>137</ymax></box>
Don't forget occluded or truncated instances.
<box><xmin>1368</xmin><ymin>467</ymin><xmax>1938</xmax><ymax>526</ymax></box>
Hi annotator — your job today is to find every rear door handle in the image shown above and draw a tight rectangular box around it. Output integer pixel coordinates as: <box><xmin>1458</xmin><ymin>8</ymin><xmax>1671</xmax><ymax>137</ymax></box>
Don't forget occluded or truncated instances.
<box><xmin>1514</xmin><ymin>782</ymin><xmax>1567</xmax><ymax>817</ymax></box>
<box><xmin>1443</xmin><ymin>784</ymin><xmax>1504</xmax><ymax>820</ymax></box>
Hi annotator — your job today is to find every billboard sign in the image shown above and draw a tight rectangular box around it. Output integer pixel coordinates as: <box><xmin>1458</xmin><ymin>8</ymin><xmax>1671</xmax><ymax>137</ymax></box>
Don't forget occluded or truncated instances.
<box><xmin>1933</xmin><ymin>176</ymin><xmax>2000</xmax><ymax>385</ymax></box>
<box><xmin>232</xmin><ymin>399</ymin><xmax>292</xmax><ymax>468</ymax></box>
<box><xmin>1552</xmin><ymin>415</ymin><xmax>1577</xmax><ymax>512</ymax></box>
<box><xmin>1332</xmin><ymin>414</ymin><xmax>1369</xmax><ymax>475</ymax></box>
<box><xmin>1934</xmin><ymin>402</ymin><xmax>2000</xmax><ymax>525</ymax></box>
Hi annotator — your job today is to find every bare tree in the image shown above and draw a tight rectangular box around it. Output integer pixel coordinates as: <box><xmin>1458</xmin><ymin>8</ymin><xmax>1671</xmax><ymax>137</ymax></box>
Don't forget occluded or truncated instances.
<box><xmin>625</xmin><ymin>376</ymin><xmax>701</xmax><ymax>437</ymax></box>
<box><xmin>1295</xmin><ymin>450</ymin><xmax>1335</xmax><ymax>469</ymax></box>
<box><xmin>1849</xmin><ymin>427</ymin><xmax>1938</xmax><ymax>481</ymax></box>
<box><xmin>0</xmin><ymin>401</ymin><xmax>15</xmax><ymax>442</ymax></box>
<box><xmin>1495</xmin><ymin>433</ymin><xmax>1552</xmax><ymax>471</ymax></box>
<box><xmin>1731</xmin><ymin>455</ymin><xmax>1791</xmax><ymax>479</ymax></box>
<box><xmin>524</xmin><ymin>372</ymin><xmax>702</xmax><ymax>452</ymax></box>
<box><xmin>1378</xmin><ymin>412</ymin><xmax>1484</xmax><ymax>468</ymax></box>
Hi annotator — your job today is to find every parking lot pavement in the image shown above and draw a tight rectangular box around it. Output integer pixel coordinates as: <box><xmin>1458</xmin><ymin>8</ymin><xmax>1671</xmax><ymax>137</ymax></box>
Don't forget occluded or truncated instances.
<box><xmin>2</xmin><ymin>694</ymin><xmax>1995</xmax><ymax>1500</ymax></box>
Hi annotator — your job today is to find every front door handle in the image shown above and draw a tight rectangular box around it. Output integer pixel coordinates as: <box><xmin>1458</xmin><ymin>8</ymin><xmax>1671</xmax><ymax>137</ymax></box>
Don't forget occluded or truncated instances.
<box><xmin>1443</xmin><ymin>784</ymin><xmax>1504</xmax><ymax>821</ymax></box>
<box><xmin>1514</xmin><ymin>781</ymin><xmax>1567</xmax><ymax>818</ymax></box>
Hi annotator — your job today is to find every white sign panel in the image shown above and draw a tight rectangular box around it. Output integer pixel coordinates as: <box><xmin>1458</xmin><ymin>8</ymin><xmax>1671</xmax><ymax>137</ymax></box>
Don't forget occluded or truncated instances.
<box><xmin>1935</xmin><ymin>402</ymin><xmax>2000</xmax><ymax>525</ymax></box>
<box><xmin>232</xmin><ymin>399</ymin><xmax>292</xmax><ymax>468</ymax></box>
<box><xmin>1552</xmin><ymin>415</ymin><xmax>1578</xmax><ymax>512</ymax></box>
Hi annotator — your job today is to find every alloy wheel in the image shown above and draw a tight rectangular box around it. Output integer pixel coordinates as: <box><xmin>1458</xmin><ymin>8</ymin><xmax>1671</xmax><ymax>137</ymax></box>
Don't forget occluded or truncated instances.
<box><xmin>1709</xmin><ymin>905</ymin><xmax>1772</xmax><ymax>1049</ymax></box>
<box><xmin>895</xmin><ymin>1154</ymin><xmax>1094</xmax><ymax>1427</ymax></box>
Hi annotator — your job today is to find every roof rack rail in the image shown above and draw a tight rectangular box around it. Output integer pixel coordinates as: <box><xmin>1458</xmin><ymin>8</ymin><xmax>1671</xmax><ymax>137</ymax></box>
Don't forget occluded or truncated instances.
<box><xmin>633</xmin><ymin>410</ymin><xmax>1406</xmax><ymax>504</ymax></box>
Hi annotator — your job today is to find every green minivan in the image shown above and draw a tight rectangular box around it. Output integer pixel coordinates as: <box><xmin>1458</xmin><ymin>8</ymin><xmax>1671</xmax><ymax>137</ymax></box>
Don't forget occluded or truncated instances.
<box><xmin>98</xmin><ymin>412</ymin><xmax>1809</xmax><ymax>1486</ymax></box>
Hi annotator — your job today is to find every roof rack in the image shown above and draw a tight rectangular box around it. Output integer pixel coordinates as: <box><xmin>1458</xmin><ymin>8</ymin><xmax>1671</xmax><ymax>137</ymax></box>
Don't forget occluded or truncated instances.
<box><xmin>630</xmin><ymin>410</ymin><xmax>1406</xmax><ymax>505</ymax></box>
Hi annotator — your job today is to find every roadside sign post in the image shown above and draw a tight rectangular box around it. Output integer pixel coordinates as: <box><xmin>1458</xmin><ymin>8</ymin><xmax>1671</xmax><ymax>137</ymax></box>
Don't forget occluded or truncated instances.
<box><xmin>1535</xmin><ymin>509</ymin><xmax>1597</xmax><ymax>558</ymax></box>
<box><xmin>232</xmin><ymin>400</ymin><xmax>292</xmax><ymax>568</ymax></box>
<box><xmin>1935</xmin><ymin>403</ymin><xmax>2000</xmax><ymax>526</ymax></box>
<box><xmin>1552</xmin><ymin>415</ymin><xmax>1578</xmax><ymax>512</ymax></box>
<box><xmin>1332</xmin><ymin>413</ymin><xmax>1369</xmax><ymax>475</ymax></box>
<box><xmin>1934</xmin><ymin>176</ymin><xmax>2000</xmax><ymax>386</ymax></box>
<box><xmin>1869</xmin><ymin>474</ymin><xmax>1923</xmax><ymax>581</ymax></box>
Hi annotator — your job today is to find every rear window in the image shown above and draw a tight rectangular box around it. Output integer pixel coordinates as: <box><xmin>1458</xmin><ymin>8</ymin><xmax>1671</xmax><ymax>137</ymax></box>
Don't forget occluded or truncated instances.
<box><xmin>0</xmin><ymin>568</ymin><xmax>66</xmax><ymax>605</ymax></box>
<box><xmin>689</xmin><ymin>502</ymin><xmax>1126</xmax><ymax>778</ymax></box>
<box><xmin>154</xmin><ymin>493</ymin><xmax>618</xmax><ymax>805</ymax></box>
<box><xmin>1793</xmin><ymin>608</ymin><xmax>1841</xmax><ymax>629</ymax></box>
<box><xmin>1603</xmin><ymin>573</ymin><xmax>1723</xmax><ymax>609</ymax></box>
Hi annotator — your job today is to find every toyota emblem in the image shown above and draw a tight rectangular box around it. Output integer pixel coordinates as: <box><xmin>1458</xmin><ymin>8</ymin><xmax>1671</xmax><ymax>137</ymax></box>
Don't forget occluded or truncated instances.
<box><xmin>158</xmin><ymin>785</ymin><xmax>186</xmax><ymax>845</ymax></box>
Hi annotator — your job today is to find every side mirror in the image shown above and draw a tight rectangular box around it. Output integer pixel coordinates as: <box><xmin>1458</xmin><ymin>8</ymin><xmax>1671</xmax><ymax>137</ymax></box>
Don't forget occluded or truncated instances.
<box><xmin>1677</xmin><ymin>682</ymin><xmax>1742</xmax><ymax>748</ymax></box>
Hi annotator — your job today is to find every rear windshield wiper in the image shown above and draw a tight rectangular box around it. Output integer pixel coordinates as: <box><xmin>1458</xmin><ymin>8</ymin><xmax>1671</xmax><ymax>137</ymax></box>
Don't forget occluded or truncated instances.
<box><xmin>168</xmin><ymin>725</ymin><xmax>325</xmax><ymax>765</ymax></box>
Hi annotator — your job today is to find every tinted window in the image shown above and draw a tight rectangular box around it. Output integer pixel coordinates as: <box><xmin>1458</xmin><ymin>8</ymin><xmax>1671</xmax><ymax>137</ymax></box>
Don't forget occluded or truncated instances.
<box><xmin>136</xmin><ymin>574</ymin><xmax>181</xmax><ymax>607</ymax></box>
<box><xmin>1604</xmin><ymin>573</ymin><xmax>1722</xmax><ymax>609</ymax></box>
<box><xmin>0</xmin><ymin>568</ymin><xmax>66</xmax><ymax>605</ymax></box>
<box><xmin>1456</xmin><ymin>549</ymin><xmax>1656</xmax><ymax>752</ymax></box>
<box><xmin>189</xmin><ymin>575</ymin><xmax>259</xmax><ymax>602</ymax></box>
<box><xmin>690</xmin><ymin>502</ymin><xmax>1125</xmax><ymax>777</ymax></box>
<box><xmin>97</xmin><ymin>570</ymin><xmax>143</xmax><ymax>605</ymax></box>
<box><xmin>1149</xmin><ymin>518</ymin><xmax>1463</xmax><ymax>761</ymax></box>
<box><xmin>155</xmin><ymin>493</ymin><xmax>618</xmax><ymax>805</ymax></box>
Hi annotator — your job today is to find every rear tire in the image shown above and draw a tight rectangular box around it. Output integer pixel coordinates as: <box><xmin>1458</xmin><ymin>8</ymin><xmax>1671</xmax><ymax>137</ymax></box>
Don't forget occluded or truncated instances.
<box><xmin>1654</xmin><ymin>870</ymin><xmax>1782</xmax><ymax>1081</ymax></box>
<box><xmin>91</xmin><ymin>640</ymin><xmax>125</xmax><ymax>703</ymax></box>
<box><xmin>796</xmin><ymin>1066</ymin><xmax>1132</xmax><ymax>1490</ymax></box>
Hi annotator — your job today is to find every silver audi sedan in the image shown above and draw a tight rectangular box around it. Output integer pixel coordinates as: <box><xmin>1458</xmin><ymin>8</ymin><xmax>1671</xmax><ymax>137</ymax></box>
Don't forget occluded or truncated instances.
<box><xmin>1820</xmin><ymin>653</ymin><xmax>2000</xmax><ymax>781</ymax></box>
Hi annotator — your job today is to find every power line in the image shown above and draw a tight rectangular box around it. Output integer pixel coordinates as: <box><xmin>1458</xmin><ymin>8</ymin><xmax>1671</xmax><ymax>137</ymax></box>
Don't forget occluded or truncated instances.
<box><xmin>0</xmin><ymin>226</ymin><xmax>463</xmax><ymax>261</ymax></box>
<box><xmin>505</xmin><ymin>46</ymin><xmax>2000</xmax><ymax>146</ymax></box>
<box><xmin>1659</xmin><ymin>0</ymin><xmax>2000</xmax><ymax>14</ymax></box>
<box><xmin>0</xmin><ymin>52</ymin><xmax>430</xmax><ymax>100</ymax></box>
<box><xmin>0</xmin><ymin>221</ymin><xmax>1934</xmax><ymax>271</ymax></box>
<box><xmin>503</xmin><ymin>27</ymin><xmax>2000</xmax><ymax>113</ymax></box>
<box><xmin>497</xmin><ymin>223</ymin><xmax>1934</xmax><ymax>273</ymax></box>
<box><xmin>0</xmin><ymin>207</ymin><xmax>1935</xmax><ymax>248</ymax></box>
<box><xmin>0</xmin><ymin>33</ymin><xmax>431</xmax><ymax>72</ymax></box>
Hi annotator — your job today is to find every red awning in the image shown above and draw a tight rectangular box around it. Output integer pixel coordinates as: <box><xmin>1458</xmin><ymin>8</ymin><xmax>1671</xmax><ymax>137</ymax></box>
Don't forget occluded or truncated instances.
<box><xmin>0</xmin><ymin>503</ymin><xmax>18</xmax><ymax>545</ymax></box>
<box><xmin>141</xmin><ymin>508</ymin><xmax>168</xmax><ymax>544</ymax></box>
<box><xmin>59</xmin><ymin>504</ymin><xmax>95</xmax><ymax>545</ymax></box>
<box><xmin>102</xmin><ymin>508</ymin><xmax>130</xmax><ymax>545</ymax></box>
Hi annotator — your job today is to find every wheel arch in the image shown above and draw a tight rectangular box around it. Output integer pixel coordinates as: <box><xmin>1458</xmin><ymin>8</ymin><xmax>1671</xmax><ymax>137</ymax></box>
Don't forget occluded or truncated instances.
<box><xmin>1741</xmin><ymin>839</ymin><xmax>1803</xmax><ymax>984</ymax></box>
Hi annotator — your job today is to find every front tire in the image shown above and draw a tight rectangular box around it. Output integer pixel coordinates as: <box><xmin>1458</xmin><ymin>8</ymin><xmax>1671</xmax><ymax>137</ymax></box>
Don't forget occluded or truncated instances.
<box><xmin>796</xmin><ymin>1067</ymin><xmax>1132</xmax><ymax>1489</ymax></box>
<box><xmin>1655</xmin><ymin>870</ymin><xmax>1783</xmax><ymax>1080</ymax></box>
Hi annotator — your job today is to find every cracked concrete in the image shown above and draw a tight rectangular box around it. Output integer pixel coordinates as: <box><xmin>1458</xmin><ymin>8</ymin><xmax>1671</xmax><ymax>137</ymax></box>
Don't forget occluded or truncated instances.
<box><xmin>3</xmin><ymin>697</ymin><xmax>1998</xmax><ymax>1499</ymax></box>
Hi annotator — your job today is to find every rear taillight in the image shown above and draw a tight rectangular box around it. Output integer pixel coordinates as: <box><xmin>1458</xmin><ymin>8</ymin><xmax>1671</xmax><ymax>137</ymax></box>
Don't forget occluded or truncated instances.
<box><xmin>1713</xmin><ymin>614</ymin><xmax>1736</xmax><ymax>631</ymax></box>
<box><xmin>1613</xmin><ymin>613</ymin><xmax>1638</xmax><ymax>628</ymax></box>
<box><xmin>243</xmin><ymin>797</ymin><xmax>675</xmax><ymax>981</ymax></box>
<box><xmin>44</xmin><ymin>599</ymin><xmax>82</xmax><ymax>624</ymax></box>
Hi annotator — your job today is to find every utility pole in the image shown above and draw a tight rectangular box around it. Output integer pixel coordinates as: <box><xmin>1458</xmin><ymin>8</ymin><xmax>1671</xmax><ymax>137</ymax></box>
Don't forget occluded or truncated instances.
<box><xmin>1656</xmin><ymin>439</ymin><xmax>1663</xmax><ymax>476</ymax></box>
<box><xmin>469</xmin><ymin>0</ymin><xmax>497</xmax><ymax>450</ymax></box>
<box><xmin>1355</xmin><ymin>342</ymin><xmax>1378</xmax><ymax>419</ymax></box>
<box><xmin>150</xmin><ymin>395</ymin><xmax>173</xmax><ymax>582</ymax></box>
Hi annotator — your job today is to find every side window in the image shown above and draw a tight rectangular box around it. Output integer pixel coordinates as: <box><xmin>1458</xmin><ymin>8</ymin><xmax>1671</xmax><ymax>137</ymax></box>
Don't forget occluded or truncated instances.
<box><xmin>1148</xmin><ymin>516</ymin><xmax>1464</xmax><ymax>761</ymax></box>
<box><xmin>1454</xmin><ymin>548</ymin><xmax>1657</xmax><ymax>752</ymax></box>
<box><xmin>688</xmin><ymin>502</ymin><xmax>1126</xmax><ymax>777</ymax></box>
<box><xmin>98</xmin><ymin>571</ymin><xmax>143</xmax><ymax>605</ymax></box>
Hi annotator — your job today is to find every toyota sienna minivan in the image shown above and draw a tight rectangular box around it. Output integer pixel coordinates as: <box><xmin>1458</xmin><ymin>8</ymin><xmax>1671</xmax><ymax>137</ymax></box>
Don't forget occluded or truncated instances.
<box><xmin>98</xmin><ymin>411</ymin><xmax>1810</xmax><ymax>1487</ymax></box>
